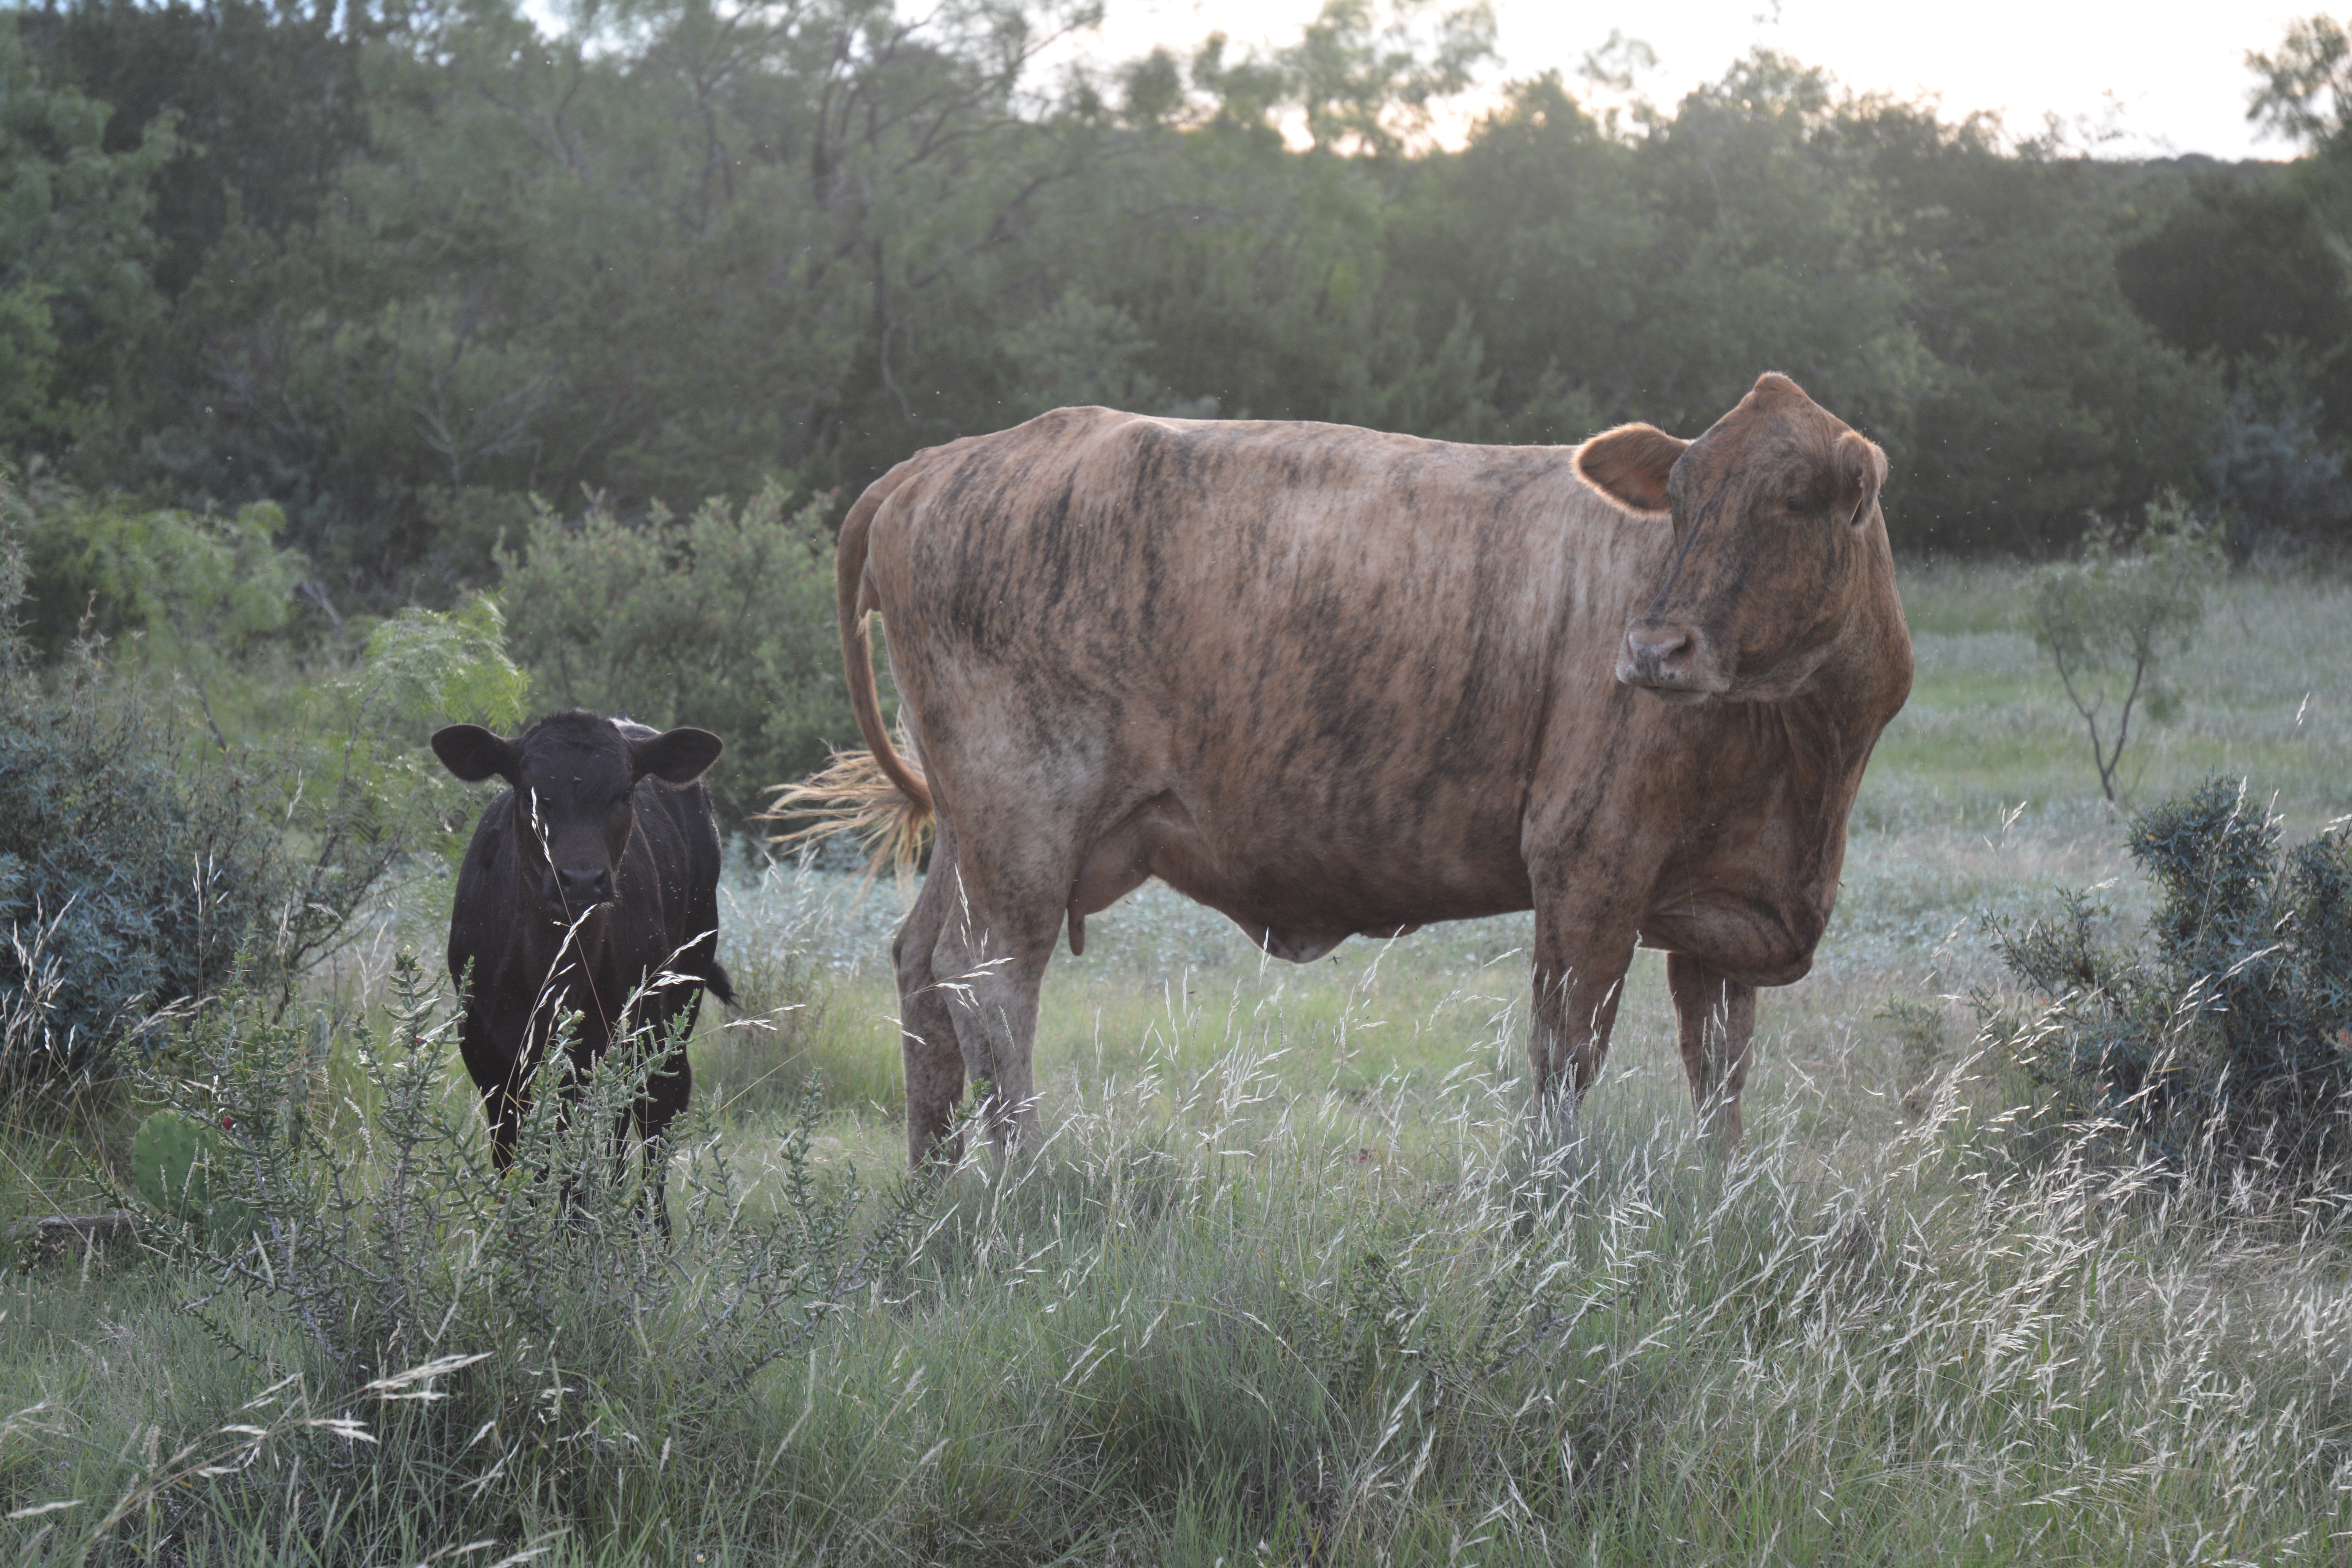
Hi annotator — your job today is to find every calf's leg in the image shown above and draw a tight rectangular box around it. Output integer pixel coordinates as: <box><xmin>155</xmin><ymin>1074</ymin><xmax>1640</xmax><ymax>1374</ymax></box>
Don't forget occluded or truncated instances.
<box><xmin>629</xmin><ymin>1000</ymin><xmax>697</xmax><ymax>1236</ymax></box>
<box><xmin>458</xmin><ymin>1011</ymin><xmax>530</xmax><ymax>1171</ymax></box>
<box><xmin>479</xmin><ymin>1080</ymin><xmax>526</xmax><ymax>1171</ymax></box>
<box><xmin>1667</xmin><ymin>952</ymin><xmax>1756</xmax><ymax>1149</ymax></box>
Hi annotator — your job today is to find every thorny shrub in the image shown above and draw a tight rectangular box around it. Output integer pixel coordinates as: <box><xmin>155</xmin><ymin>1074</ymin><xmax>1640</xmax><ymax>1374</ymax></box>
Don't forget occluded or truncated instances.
<box><xmin>1987</xmin><ymin>775</ymin><xmax>2352</xmax><ymax>1185</ymax></box>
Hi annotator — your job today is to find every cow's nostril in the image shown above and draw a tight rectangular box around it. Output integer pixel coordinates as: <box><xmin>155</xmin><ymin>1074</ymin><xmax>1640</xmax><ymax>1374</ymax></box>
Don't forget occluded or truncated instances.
<box><xmin>1627</xmin><ymin>624</ymin><xmax>1696</xmax><ymax>669</ymax></box>
<box><xmin>557</xmin><ymin>866</ymin><xmax>612</xmax><ymax>906</ymax></box>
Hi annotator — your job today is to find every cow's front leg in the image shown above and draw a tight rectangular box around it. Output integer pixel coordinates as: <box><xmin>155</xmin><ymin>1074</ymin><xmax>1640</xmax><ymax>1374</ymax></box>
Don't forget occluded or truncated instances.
<box><xmin>1667</xmin><ymin>953</ymin><xmax>1755</xmax><ymax>1149</ymax></box>
<box><xmin>479</xmin><ymin>1079</ymin><xmax>527</xmax><ymax>1171</ymax></box>
<box><xmin>457</xmin><ymin>1005</ymin><xmax>530</xmax><ymax>1170</ymax></box>
<box><xmin>1526</xmin><ymin>908</ymin><xmax>1639</xmax><ymax>1132</ymax></box>
<box><xmin>628</xmin><ymin>1008</ymin><xmax>695</xmax><ymax>1238</ymax></box>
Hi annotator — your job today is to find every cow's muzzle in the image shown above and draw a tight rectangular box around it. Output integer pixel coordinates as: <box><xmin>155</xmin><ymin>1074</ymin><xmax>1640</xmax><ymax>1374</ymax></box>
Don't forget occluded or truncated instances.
<box><xmin>1615</xmin><ymin>621</ymin><xmax>1723</xmax><ymax>702</ymax></box>
<box><xmin>554</xmin><ymin>864</ymin><xmax>616</xmax><ymax>909</ymax></box>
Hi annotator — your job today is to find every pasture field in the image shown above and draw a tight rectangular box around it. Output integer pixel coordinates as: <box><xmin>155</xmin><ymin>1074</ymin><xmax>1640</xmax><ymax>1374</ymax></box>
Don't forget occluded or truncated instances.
<box><xmin>3</xmin><ymin>564</ymin><xmax>2352</xmax><ymax>1564</ymax></box>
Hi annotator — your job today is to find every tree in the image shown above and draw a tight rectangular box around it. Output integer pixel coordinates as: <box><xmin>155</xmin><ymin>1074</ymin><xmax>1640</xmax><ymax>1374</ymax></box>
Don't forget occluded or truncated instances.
<box><xmin>15</xmin><ymin>0</ymin><xmax>372</xmax><ymax>298</ymax></box>
<box><xmin>1278</xmin><ymin>0</ymin><xmax>1494</xmax><ymax>157</ymax></box>
<box><xmin>133</xmin><ymin>0</ymin><xmax>1127</xmax><ymax>593</ymax></box>
<box><xmin>2026</xmin><ymin>493</ymin><xmax>2222</xmax><ymax>806</ymax></box>
<box><xmin>0</xmin><ymin>17</ymin><xmax>172</xmax><ymax>455</ymax></box>
<box><xmin>2247</xmin><ymin>14</ymin><xmax>2352</xmax><ymax>147</ymax></box>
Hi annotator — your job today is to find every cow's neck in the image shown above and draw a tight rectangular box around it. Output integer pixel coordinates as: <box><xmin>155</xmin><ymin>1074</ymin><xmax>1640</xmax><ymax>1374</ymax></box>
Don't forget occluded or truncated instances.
<box><xmin>1735</xmin><ymin>570</ymin><xmax>1910</xmax><ymax>894</ymax></box>
<box><xmin>1642</xmin><ymin>554</ymin><xmax>1908</xmax><ymax>984</ymax></box>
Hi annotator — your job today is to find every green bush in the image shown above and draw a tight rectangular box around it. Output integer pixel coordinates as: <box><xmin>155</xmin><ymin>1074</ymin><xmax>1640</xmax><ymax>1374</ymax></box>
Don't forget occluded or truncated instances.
<box><xmin>11</xmin><ymin>477</ymin><xmax>309</xmax><ymax>666</ymax></box>
<box><xmin>0</xmin><ymin>477</ymin><xmax>529</xmax><ymax>1103</ymax></box>
<box><xmin>0</xmin><ymin>509</ymin><xmax>285</xmax><ymax>1098</ymax></box>
<box><xmin>1989</xmin><ymin>776</ymin><xmax>2352</xmax><ymax>1184</ymax></box>
<box><xmin>497</xmin><ymin>483</ymin><xmax>848</xmax><ymax>824</ymax></box>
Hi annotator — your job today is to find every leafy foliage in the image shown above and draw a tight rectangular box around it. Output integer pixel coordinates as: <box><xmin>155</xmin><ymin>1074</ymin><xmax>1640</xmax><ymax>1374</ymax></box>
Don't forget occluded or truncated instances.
<box><xmin>13</xmin><ymin>479</ymin><xmax>308</xmax><ymax>671</ymax></box>
<box><xmin>5</xmin><ymin>0</ymin><xmax>2330</xmax><ymax>596</ymax></box>
<box><xmin>259</xmin><ymin>592</ymin><xmax>531</xmax><ymax>946</ymax></box>
<box><xmin>1990</xmin><ymin>777</ymin><xmax>2352</xmax><ymax>1185</ymax></box>
<box><xmin>0</xmin><ymin>476</ymin><xmax>526</xmax><ymax>1102</ymax></box>
<box><xmin>2027</xmin><ymin>493</ymin><xmax>2222</xmax><ymax>804</ymax></box>
<box><xmin>1276</xmin><ymin>0</ymin><xmax>1495</xmax><ymax>157</ymax></box>
<box><xmin>497</xmin><ymin>483</ymin><xmax>843</xmax><ymax>822</ymax></box>
<box><xmin>0</xmin><ymin>505</ymin><xmax>283</xmax><ymax>1098</ymax></box>
<box><xmin>14</xmin><ymin>0</ymin><xmax>371</xmax><ymax>299</ymax></box>
<box><xmin>0</xmin><ymin>17</ymin><xmax>172</xmax><ymax>455</ymax></box>
<box><xmin>2249</xmin><ymin>13</ymin><xmax>2352</xmax><ymax>147</ymax></box>
<box><xmin>2201</xmin><ymin>353</ymin><xmax>2352</xmax><ymax>543</ymax></box>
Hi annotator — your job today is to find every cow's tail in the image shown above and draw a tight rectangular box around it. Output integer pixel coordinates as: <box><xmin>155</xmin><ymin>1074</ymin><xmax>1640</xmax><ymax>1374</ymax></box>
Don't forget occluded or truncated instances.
<box><xmin>763</xmin><ymin>462</ymin><xmax>934</xmax><ymax>881</ymax></box>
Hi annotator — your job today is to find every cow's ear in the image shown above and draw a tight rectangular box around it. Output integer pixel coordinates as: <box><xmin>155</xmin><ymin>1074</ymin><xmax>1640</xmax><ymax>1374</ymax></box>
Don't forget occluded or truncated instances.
<box><xmin>432</xmin><ymin>724</ymin><xmax>519</xmax><ymax>785</ymax></box>
<box><xmin>1574</xmin><ymin>424</ymin><xmax>1688</xmax><ymax>516</ymax></box>
<box><xmin>1834</xmin><ymin>431</ymin><xmax>1887</xmax><ymax>528</ymax></box>
<box><xmin>633</xmin><ymin>727</ymin><xmax>724</xmax><ymax>787</ymax></box>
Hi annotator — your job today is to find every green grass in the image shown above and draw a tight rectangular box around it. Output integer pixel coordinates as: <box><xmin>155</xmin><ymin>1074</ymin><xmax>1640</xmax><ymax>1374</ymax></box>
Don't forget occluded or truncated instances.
<box><xmin>5</xmin><ymin>562</ymin><xmax>2352</xmax><ymax>1564</ymax></box>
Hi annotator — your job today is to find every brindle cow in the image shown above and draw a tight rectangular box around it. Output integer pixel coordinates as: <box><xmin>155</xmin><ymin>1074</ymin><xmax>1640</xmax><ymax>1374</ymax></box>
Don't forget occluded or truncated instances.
<box><xmin>824</xmin><ymin>373</ymin><xmax>1911</xmax><ymax>1165</ymax></box>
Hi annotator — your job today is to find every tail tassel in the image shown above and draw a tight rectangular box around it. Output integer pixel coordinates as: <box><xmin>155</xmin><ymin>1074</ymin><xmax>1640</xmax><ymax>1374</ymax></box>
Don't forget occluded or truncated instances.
<box><xmin>762</xmin><ymin>742</ymin><xmax>933</xmax><ymax>884</ymax></box>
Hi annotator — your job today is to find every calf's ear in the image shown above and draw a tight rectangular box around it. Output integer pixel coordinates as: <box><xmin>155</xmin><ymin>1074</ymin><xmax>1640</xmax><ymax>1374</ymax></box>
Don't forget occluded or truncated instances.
<box><xmin>432</xmin><ymin>724</ymin><xmax>519</xmax><ymax>784</ymax></box>
<box><xmin>633</xmin><ymin>726</ymin><xmax>724</xmax><ymax>787</ymax></box>
<box><xmin>1573</xmin><ymin>423</ymin><xmax>1688</xmax><ymax>516</ymax></box>
<box><xmin>1835</xmin><ymin>431</ymin><xmax>1887</xmax><ymax>527</ymax></box>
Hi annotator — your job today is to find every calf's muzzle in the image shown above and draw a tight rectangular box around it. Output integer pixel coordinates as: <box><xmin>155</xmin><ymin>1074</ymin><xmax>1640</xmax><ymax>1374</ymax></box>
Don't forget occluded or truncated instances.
<box><xmin>555</xmin><ymin>864</ymin><xmax>615</xmax><ymax>909</ymax></box>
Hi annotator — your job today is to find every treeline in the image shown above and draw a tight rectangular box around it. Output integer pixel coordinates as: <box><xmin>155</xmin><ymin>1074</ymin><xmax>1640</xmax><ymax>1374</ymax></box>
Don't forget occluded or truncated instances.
<box><xmin>4</xmin><ymin>0</ymin><xmax>2351</xmax><ymax>612</ymax></box>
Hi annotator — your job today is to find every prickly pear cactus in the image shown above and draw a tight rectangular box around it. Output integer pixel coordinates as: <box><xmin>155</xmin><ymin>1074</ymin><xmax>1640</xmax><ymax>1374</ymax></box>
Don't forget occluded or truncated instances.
<box><xmin>130</xmin><ymin>1109</ymin><xmax>260</xmax><ymax>1242</ymax></box>
<box><xmin>131</xmin><ymin>1109</ymin><xmax>212</xmax><ymax>1215</ymax></box>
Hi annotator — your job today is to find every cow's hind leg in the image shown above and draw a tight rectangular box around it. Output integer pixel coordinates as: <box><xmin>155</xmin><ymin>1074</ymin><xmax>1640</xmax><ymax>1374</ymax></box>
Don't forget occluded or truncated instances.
<box><xmin>1667</xmin><ymin>952</ymin><xmax>1756</xmax><ymax>1149</ymax></box>
<box><xmin>926</xmin><ymin>817</ymin><xmax>1063</xmax><ymax>1156</ymax></box>
<box><xmin>895</xmin><ymin>815</ymin><xmax>969</xmax><ymax>1168</ymax></box>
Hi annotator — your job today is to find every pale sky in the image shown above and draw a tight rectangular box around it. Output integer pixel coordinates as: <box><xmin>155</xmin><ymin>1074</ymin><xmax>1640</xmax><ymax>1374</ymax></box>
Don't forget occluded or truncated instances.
<box><xmin>1065</xmin><ymin>0</ymin><xmax>2321</xmax><ymax>160</ymax></box>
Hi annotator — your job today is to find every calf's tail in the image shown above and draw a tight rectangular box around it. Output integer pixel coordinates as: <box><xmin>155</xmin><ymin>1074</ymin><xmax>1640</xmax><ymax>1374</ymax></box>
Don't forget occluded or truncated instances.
<box><xmin>763</xmin><ymin>461</ymin><xmax>935</xmax><ymax>881</ymax></box>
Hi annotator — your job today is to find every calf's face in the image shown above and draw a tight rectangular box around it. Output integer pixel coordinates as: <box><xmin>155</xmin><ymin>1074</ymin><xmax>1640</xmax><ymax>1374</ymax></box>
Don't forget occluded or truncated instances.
<box><xmin>432</xmin><ymin>713</ymin><xmax>723</xmax><ymax>917</ymax></box>
<box><xmin>1575</xmin><ymin>372</ymin><xmax>1886</xmax><ymax>704</ymax></box>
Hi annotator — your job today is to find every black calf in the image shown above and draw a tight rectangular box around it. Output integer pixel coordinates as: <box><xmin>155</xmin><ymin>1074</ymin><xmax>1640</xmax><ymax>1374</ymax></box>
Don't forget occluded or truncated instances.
<box><xmin>432</xmin><ymin>710</ymin><xmax>735</xmax><ymax>1209</ymax></box>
